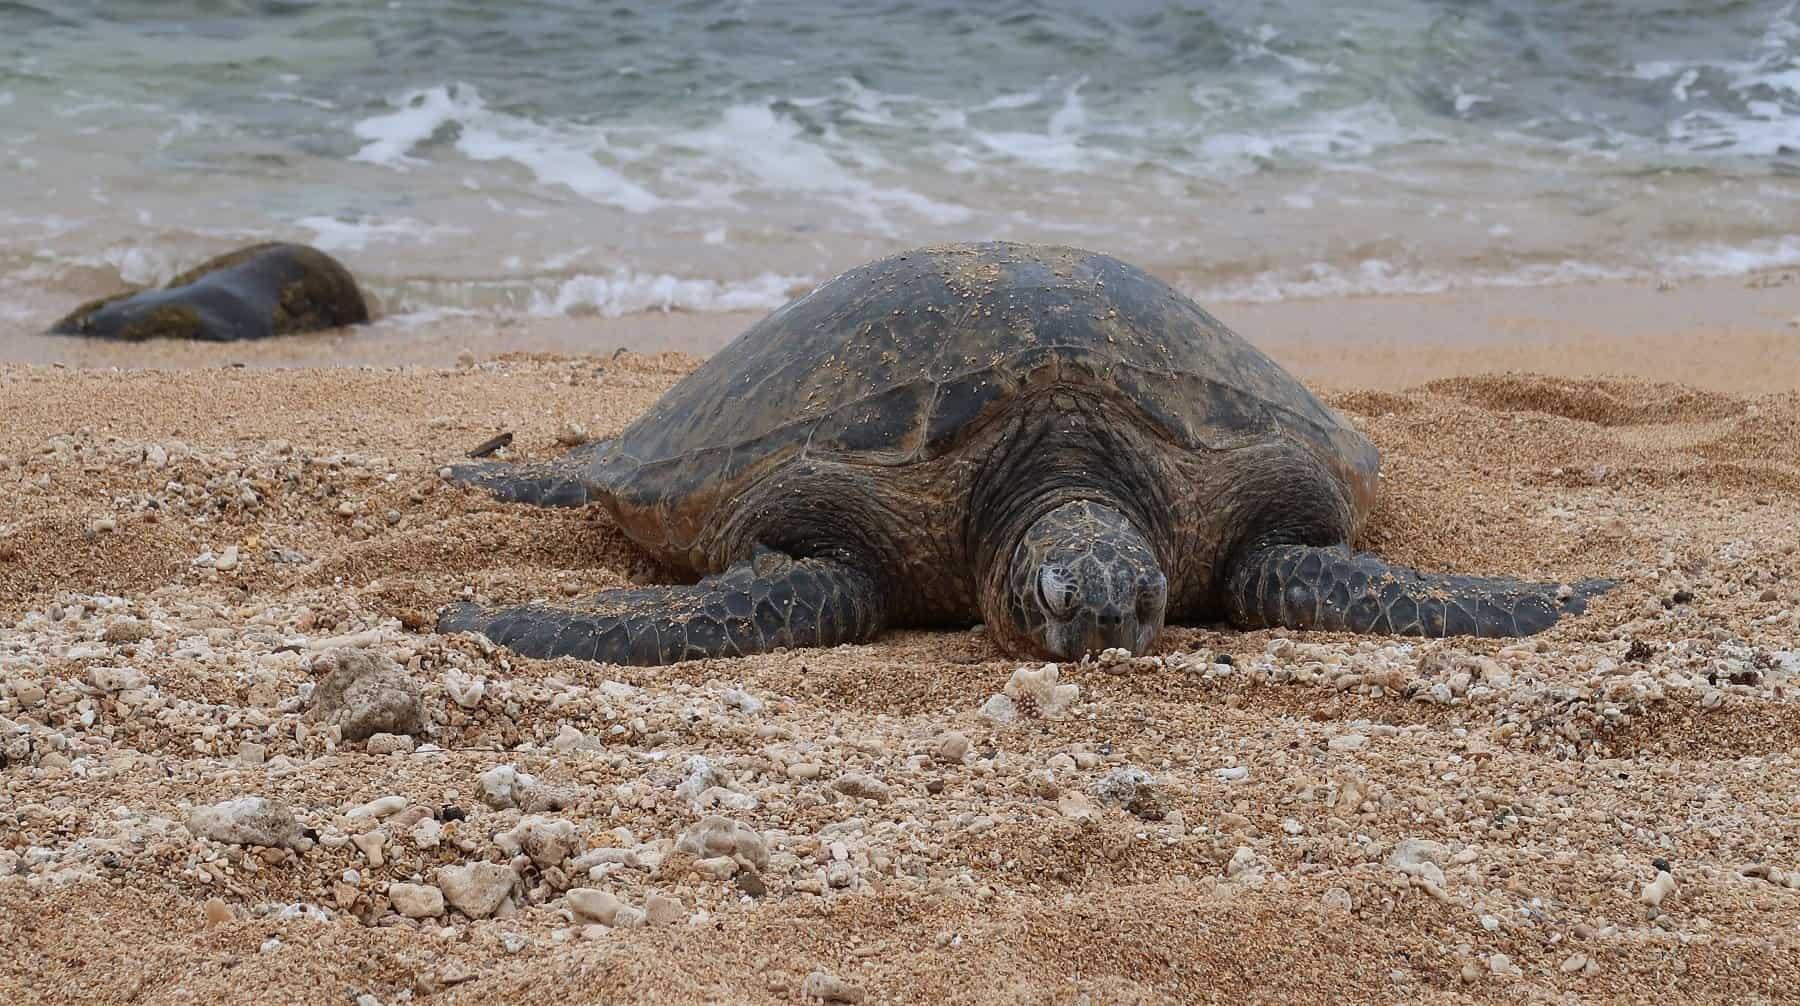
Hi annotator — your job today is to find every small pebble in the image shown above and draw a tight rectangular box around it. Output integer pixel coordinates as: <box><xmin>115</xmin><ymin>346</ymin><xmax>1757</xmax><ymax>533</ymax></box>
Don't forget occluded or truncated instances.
<box><xmin>102</xmin><ymin>619</ymin><xmax>150</xmax><ymax>644</ymax></box>
<box><xmin>977</xmin><ymin>693</ymin><xmax>1018</xmax><ymax>724</ymax></box>
<box><xmin>350</xmin><ymin>830</ymin><xmax>387</xmax><ymax>867</ymax></box>
<box><xmin>435</xmin><ymin>862</ymin><xmax>515</xmax><ymax>919</ymax></box>
<box><xmin>349</xmin><ymin>795</ymin><xmax>408</xmax><ymax>820</ymax></box>
<box><xmin>389</xmin><ymin>882</ymin><xmax>445</xmax><ymax>919</ymax></box>
<box><xmin>555</xmin><ymin>421</ymin><xmax>590</xmax><ymax>447</ymax></box>
<box><xmin>930</xmin><ymin>731</ymin><xmax>970</xmax><ymax>763</ymax></box>
<box><xmin>202</xmin><ymin>898</ymin><xmax>233</xmax><ymax>927</ymax></box>
<box><xmin>365</xmin><ymin>733</ymin><xmax>416</xmax><ymax>755</ymax></box>
<box><xmin>1320</xmin><ymin>887</ymin><xmax>1353</xmax><ymax>914</ymax></box>
<box><xmin>478</xmin><ymin>764</ymin><xmax>537</xmax><ymax>810</ymax></box>
<box><xmin>801</xmin><ymin>971</ymin><xmax>865</xmax><ymax>1004</ymax></box>
<box><xmin>1640</xmin><ymin>870</ymin><xmax>1677</xmax><ymax>908</ymax></box>
<box><xmin>644</xmin><ymin>893</ymin><xmax>684</xmax><ymax>925</ymax></box>
<box><xmin>831</xmin><ymin>773</ymin><xmax>892</xmax><ymax>803</ymax></box>
<box><xmin>567</xmin><ymin>888</ymin><xmax>628</xmax><ymax>925</ymax></box>
<box><xmin>692</xmin><ymin>855</ymin><xmax>739</xmax><ymax>880</ymax></box>
<box><xmin>1094</xmin><ymin>766</ymin><xmax>1161</xmax><ymax>819</ymax></box>
<box><xmin>675</xmin><ymin>816</ymin><xmax>770</xmax><ymax>872</ymax></box>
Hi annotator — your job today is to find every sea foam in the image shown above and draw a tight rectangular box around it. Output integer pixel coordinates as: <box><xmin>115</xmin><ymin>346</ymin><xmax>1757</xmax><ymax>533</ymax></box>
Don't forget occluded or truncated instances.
<box><xmin>527</xmin><ymin>269</ymin><xmax>812</xmax><ymax>318</ymax></box>
<box><xmin>352</xmin><ymin>84</ymin><xmax>664</xmax><ymax>213</ymax></box>
<box><xmin>295</xmin><ymin>215</ymin><xmax>465</xmax><ymax>253</ymax></box>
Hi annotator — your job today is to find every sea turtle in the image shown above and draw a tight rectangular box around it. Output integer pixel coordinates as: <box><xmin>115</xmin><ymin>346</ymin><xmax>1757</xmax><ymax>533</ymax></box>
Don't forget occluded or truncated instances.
<box><xmin>48</xmin><ymin>242</ymin><xmax>368</xmax><ymax>341</ymax></box>
<box><xmin>440</xmin><ymin>242</ymin><xmax>1608</xmax><ymax>666</ymax></box>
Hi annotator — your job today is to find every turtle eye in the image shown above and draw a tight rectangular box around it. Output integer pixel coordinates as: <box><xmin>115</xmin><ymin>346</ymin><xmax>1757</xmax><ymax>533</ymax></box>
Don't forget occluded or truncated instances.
<box><xmin>1036</xmin><ymin>566</ymin><xmax>1078</xmax><ymax>620</ymax></box>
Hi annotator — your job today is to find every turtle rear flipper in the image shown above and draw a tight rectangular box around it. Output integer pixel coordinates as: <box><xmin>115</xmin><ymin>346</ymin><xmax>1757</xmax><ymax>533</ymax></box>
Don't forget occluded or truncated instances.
<box><xmin>1225</xmin><ymin>544</ymin><xmax>1612</xmax><ymax>637</ymax></box>
<box><xmin>439</xmin><ymin>547</ymin><xmax>884</xmax><ymax>665</ymax></box>
<box><xmin>445</xmin><ymin>439</ymin><xmax>610</xmax><ymax>508</ymax></box>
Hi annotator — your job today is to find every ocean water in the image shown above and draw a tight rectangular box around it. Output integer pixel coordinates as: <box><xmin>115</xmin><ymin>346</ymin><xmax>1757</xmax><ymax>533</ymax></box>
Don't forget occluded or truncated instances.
<box><xmin>1</xmin><ymin>0</ymin><xmax>1797</xmax><ymax>326</ymax></box>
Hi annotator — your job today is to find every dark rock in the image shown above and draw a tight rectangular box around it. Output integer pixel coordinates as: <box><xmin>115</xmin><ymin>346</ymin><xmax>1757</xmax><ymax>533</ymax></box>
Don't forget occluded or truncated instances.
<box><xmin>48</xmin><ymin>242</ymin><xmax>368</xmax><ymax>341</ymax></box>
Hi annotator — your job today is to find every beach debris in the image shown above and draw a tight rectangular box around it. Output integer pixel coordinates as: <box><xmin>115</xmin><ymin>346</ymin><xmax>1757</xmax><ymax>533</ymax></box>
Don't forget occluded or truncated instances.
<box><xmin>85</xmin><ymin>665</ymin><xmax>148</xmax><ymax>693</ymax></box>
<box><xmin>644</xmin><ymin>893</ymin><xmax>685</xmax><ymax>925</ymax></box>
<box><xmin>1094</xmin><ymin>766</ymin><xmax>1161</xmax><ymax>819</ymax></box>
<box><xmin>1739</xmin><ymin>864</ymin><xmax>1800</xmax><ymax>890</ymax></box>
<box><xmin>305</xmin><ymin>648</ymin><xmax>424</xmax><ymax>742</ymax></box>
<box><xmin>566</xmin><ymin>888</ymin><xmax>621</xmax><ymax>924</ymax></box>
<box><xmin>801</xmin><ymin>971</ymin><xmax>865</xmax><ymax>1004</ymax></box>
<box><xmin>102</xmin><ymin>618</ymin><xmax>151</xmax><ymax>644</ymax></box>
<box><xmin>831</xmin><ymin>773</ymin><xmax>892</xmax><ymax>803</ymax></box>
<box><xmin>478</xmin><ymin>764</ymin><xmax>538</xmax><ymax>810</ymax></box>
<box><xmin>388</xmin><ymin>882</ymin><xmax>445</xmax><ymax>919</ymax></box>
<box><xmin>188</xmin><ymin>797</ymin><xmax>310</xmax><ymax>850</ymax></box>
<box><xmin>929</xmin><ymin>730</ymin><xmax>970</xmax><ymax>764</ymax></box>
<box><xmin>436</xmin><ymin>862</ymin><xmax>516</xmax><ymax>919</ymax></box>
<box><xmin>1321</xmin><ymin>887</ymin><xmax>1354</xmax><ymax>914</ymax></box>
<box><xmin>346</xmin><ymin>795</ymin><xmax>406</xmax><ymax>822</ymax></box>
<box><xmin>496</xmin><ymin>816</ymin><xmax>583</xmax><ymax>869</ymax></box>
<box><xmin>982</xmin><ymin>663</ymin><xmax>1080</xmax><ymax>724</ymax></box>
<box><xmin>719</xmin><ymin>687</ymin><xmax>763</xmax><ymax>714</ymax></box>
<box><xmin>675</xmin><ymin>815</ymin><xmax>769</xmax><ymax>874</ymax></box>
<box><xmin>554</xmin><ymin>420</ymin><xmax>589</xmax><ymax>447</ymax></box>
<box><xmin>1640</xmin><ymin>870</ymin><xmax>1678</xmax><ymax>908</ymax></box>
<box><xmin>466</xmin><ymin>432</ymin><xmax>513</xmax><ymax>458</ymax></box>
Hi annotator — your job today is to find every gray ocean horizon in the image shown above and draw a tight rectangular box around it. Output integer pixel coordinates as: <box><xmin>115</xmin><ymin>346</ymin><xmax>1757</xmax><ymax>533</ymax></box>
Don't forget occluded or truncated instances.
<box><xmin>2</xmin><ymin>0</ymin><xmax>1797</xmax><ymax>328</ymax></box>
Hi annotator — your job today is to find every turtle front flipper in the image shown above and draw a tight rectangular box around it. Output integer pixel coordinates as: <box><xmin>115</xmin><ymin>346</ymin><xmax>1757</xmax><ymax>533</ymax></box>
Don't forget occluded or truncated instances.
<box><xmin>1224</xmin><ymin>544</ymin><xmax>1612</xmax><ymax>638</ymax></box>
<box><xmin>444</xmin><ymin>440</ymin><xmax>609</xmax><ymax>507</ymax></box>
<box><xmin>439</xmin><ymin>547</ymin><xmax>885</xmax><ymax>665</ymax></box>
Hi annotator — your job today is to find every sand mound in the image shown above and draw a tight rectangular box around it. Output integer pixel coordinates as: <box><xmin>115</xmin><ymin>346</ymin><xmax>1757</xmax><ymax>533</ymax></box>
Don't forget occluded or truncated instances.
<box><xmin>3</xmin><ymin>357</ymin><xmax>1798</xmax><ymax>1004</ymax></box>
<box><xmin>1424</xmin><ymin>375</ymin><xmax>1747</xmax><ymax>427</ymax></box>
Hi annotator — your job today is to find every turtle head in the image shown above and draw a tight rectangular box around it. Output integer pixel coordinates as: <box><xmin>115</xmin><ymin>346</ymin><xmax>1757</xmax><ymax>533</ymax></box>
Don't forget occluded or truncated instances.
<box><xmin>1000</xmin><ymin>500</ymin><xmax>1167</xmax><ymax>660</ymax></box>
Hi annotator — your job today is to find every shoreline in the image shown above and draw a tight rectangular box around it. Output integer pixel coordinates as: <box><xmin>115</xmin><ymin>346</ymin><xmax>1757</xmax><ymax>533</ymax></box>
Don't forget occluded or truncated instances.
<box><xmin>3</xmin><ymin>268</ymin><xmax>1795</xmax><ymax>393</ymax></box>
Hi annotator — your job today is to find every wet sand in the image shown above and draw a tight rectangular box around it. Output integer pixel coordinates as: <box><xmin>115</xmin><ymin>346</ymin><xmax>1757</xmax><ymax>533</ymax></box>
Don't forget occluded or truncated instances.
<box><xmin>2</xmin><ymin>273</ymin><xmax>1799</xmax><ymax>1004</ymax></box>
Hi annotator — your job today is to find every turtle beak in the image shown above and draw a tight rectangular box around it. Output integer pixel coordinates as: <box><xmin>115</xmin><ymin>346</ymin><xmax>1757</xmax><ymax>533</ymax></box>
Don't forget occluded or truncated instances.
<box><xmin>1084</xmin><ymin>605</ymin><xmax>1131</xmax><ymax>656</ymax></box>
<box><xmin>1050</xmin><ymin>605</ymin><xmax>1154</xmax><ymax>660</ymax></box>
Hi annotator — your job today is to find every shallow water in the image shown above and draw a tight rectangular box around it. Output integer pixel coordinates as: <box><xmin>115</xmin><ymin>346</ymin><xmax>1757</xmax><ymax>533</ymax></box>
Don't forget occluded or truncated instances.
<box><xmin>2</xmin><ymin>0</ymin><xmax>1797</xmax><ymax>326</ymax></box>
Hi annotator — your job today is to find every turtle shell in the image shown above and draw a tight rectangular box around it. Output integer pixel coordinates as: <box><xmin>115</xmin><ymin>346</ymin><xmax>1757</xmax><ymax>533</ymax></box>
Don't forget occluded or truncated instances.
<box><xmin>591</xmin><ymin>241</ymin><xmax>1377</xmax><ymax>552</ymax></box>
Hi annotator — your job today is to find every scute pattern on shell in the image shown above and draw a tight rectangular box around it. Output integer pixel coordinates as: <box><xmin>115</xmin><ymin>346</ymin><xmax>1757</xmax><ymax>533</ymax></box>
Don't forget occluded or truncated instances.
<box><xmin>583</xmin><ymin>242</ymin><xmax>1378</xmax><ymax>555</ymax></box>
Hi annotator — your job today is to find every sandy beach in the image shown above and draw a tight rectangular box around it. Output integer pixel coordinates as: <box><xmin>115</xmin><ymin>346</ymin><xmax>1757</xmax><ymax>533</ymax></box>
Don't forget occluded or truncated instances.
<box><xmin>4</xmin><ymin>272</ymin><xmax>1800</xmax><ymax>1004</ymax></box>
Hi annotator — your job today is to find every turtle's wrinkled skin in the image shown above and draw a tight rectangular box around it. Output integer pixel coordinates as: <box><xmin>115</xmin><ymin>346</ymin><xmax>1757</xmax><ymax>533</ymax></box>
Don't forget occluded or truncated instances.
<box><xmin>48</xmin><ymin>242</ymin><xmax>368</xmax><ymax>341</ymax></box>
<box><xmin>441</xmin><ymin>241</ymin><xmax>1609</xmax><ymax>666</ymax></box>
